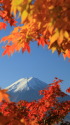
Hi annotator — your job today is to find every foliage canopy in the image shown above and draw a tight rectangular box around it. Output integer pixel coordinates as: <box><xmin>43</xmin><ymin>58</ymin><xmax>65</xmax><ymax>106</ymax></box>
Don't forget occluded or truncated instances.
<box><xmin>0</xmin><ymin>0</ymin><xmax>70</xmax><ymax>58</ymax></box>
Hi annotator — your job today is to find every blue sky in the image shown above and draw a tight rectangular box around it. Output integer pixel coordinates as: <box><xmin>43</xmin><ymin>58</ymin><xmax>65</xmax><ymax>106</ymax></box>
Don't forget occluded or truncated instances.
<box><xmin>0</xmin><ymin>22</ymin><xmax>70</xmax><ymax>95</ymax></box>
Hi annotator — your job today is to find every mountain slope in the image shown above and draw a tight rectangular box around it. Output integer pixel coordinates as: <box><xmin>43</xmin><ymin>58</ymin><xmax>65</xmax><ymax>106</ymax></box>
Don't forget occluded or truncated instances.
<box><xmin>6</xmin><ymin>77</ymin><xmax>47</xmax><ymax>102</ymax></box>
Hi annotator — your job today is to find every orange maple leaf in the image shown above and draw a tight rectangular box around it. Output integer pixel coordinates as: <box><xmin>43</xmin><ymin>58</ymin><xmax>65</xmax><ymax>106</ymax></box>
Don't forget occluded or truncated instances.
<box><xmin>0</xmin><ymin>89</ymin><xmax>10</xmax><ymax>102</ymax></box>
<box><xmin>0</xmin><ymin>22</ymin><xmax>7</xmax><ymax>30</ymax></box>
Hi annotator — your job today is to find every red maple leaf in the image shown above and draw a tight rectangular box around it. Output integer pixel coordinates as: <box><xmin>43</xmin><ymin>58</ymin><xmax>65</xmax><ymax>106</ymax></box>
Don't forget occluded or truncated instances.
<box><xmin>66</xmin><ymin>87</ymin><xmax>70</xmax><ymax>93</ymax></box>
<box><xmin>0</xmin><ymin>22</ymin><xmax>7</xmax><ymax>30</ymax></box>
<box><xmin>22</xmin><ymin>43</ymin><xmax>31</xmax><ymax>53</ymax></box>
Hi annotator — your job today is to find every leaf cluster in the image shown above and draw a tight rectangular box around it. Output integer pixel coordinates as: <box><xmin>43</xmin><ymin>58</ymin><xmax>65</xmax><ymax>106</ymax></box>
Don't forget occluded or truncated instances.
<box><xmin>0</xmin><ymin>0</ymin><xmax>70</xmax><ymax>58</ymax></box>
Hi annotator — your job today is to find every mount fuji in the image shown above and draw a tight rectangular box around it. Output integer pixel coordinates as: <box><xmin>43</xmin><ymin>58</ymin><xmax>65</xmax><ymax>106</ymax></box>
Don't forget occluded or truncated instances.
<box><xmin>6</xmin><ymin>77</ymin><xmax>70</xmax><ymax>122</ymax></box>
<box><xmin>6</xmin><ymin>77</ymin><xmax>48</xmax><ymax>102</ymax></box>
<box><xmin>6</xmin><ymin>77</ymin><xmax>70</xmax><ymax>102</ymax></box>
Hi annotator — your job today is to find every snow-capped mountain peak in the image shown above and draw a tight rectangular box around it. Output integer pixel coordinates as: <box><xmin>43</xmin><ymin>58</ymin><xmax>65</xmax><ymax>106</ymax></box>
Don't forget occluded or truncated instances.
<box><xmin>6</xmin><ymin>77</ymin><xmax>47</xmax><ymax>92</ymax></box>
<box><xmin>6</xmin><ymin>77</ymin><xmax>33</xmax><ymax>92</ymax></box>
<box><xmin>6</xmin><ymin>77</ymin><xmax>47</xmax><ymax>102</ymax></box>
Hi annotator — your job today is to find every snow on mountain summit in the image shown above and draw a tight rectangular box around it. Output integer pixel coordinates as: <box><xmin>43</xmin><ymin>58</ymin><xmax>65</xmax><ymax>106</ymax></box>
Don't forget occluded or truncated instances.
<box><xmin>6</xmin><ymin>77</ymin><xmax>47</xmax><ymax>102</ymax></box>
<box><xmin>6</xmin><ymin>77</ymin><xmax>47</xmax><ymax>92</ymax></box>
<box><xmin>6</xmin><ymin>77</ymin><xmax>33</xmax><ymax>92</ymax></box>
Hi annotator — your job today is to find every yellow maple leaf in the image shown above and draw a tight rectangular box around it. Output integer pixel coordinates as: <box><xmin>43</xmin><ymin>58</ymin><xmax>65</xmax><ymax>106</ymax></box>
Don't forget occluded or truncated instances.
<box><xmin>28</xmin><ymin>0</ymin><xmax>32</xmax><ymax>3</ymax></box>
<box><xmin>21</xmin><ymin>10</ymin><xmax>28</xmax><ymax>22</ymax></box>
<box><xmin>64</xmin><ymin>31</ymin><xmax>69</xmax><ymax>39</ymax></box>
<box><xmin>50</xmin><ymin>29</ymin><xmax>59</xmax><ymax>46</ymax></box>
<box><xmin>48</xmin><ymin>25</ymin><xmax>54</xmax><ymax>34</ymax></box>
<box><xmin>51</xmin><ymin>47</ymin><xmax>56</xmax><ymax>53</ymax></box>
<box><xmin>57</xmin><ymin>30</ymin><xmax>64</xmax><ymax>45</ymax></box>
<box><xmin>11</xmin><ymin>0</ymin><xmax>24</xmax><ymax>16</ymax></box>
<box><xmin>12</xmin><ymin>0</ymin><xmax>24</xmax><ymax>6</ymax></box>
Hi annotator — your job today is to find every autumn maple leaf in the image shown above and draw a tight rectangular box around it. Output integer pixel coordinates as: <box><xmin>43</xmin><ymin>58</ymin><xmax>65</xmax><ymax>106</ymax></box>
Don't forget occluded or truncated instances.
<box><xmin>0</xmin><ymin>89</ymin><xmax>10</xmax><ymax>102</ymax></box>
<box><xmin>0</xmin><ymin>22</ymin><xmax>7</xmax><ymax>30</ymax></box>
<box><xmin>66</xmin><ymin>87</ymin><xmax>70</xmax><ymax>93</ymax></box>
<box><xmin>22</xmin><ymin>43</ymin><xmax>31</xmax><ymax>53</ymax></box>
<box><xmin>37</xmin><ymin>37</ymin><xmax>45</xmax><ymax>47</ymax></box>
